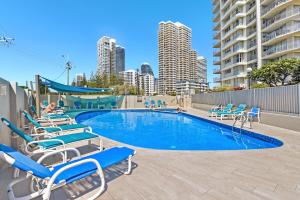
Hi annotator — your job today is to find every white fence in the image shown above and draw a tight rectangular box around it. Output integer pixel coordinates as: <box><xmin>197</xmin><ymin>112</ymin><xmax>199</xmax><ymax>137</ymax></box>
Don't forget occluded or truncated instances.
<box><xmin>192</xmin><ymin>84</ymin><xmax>300</xmax><ymax>115</ymax></box>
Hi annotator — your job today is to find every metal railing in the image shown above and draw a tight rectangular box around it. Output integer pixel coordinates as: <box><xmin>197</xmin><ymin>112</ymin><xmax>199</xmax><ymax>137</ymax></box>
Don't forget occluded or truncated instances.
<box><xmin>262</xmin><ymin>7</ymin><xmax>300</xmax><ymax>29</ymax></box>
<box><xmin>192</xmin><ymin>84</ymin><xmax>300</xmax><ymax>115</ymax></box>
<box><xmin>262</xmin><ymin>0</ymin><xmax>289</xmax><ymax>16</ymax></box>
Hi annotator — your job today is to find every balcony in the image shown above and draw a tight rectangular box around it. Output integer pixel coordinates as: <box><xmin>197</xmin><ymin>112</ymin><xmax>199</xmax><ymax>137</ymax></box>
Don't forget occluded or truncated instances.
<box><xmin>213</xmin><ymin>68</ymin><xmax>221</xmax><ymax>74</ymax></box>
<box><xmin>263</xmin><ymin>40</ymin><xmax>300</xmax><ymax>57</ymax></box>
<box><xmin>213</xmin><ymin>59</ymin><xmax>221</xmax><ymax>65</ymax></box>
<box><xmin>262</xmin><ymin>7</ymin><xmax>300</xmax><ymax>30</ymax></box>
<box><xmin>262</xmin><ymin>24</ymin><xmax>300</xmax><ymax>43</ymax></box>
<box><xmin>213</xmin><ymin>41</ymin><xmax>221</xmax><ymax>48</ymax></box>
<box><xmin>213</xmin><ymin>77</ymin><xmax>221</xmax><ymax>83</ymax></box>
<box><xmin>213</xmin><ymin>50</ymin><xmax>221</xmax><ymax>57</ymax></box>
<box><xmin>262</xmin><ymin>0</ymin><xmax>289</xmax><ymax>16</ymax></box>
<box><xmin>213</xmin><ymin>31</ymin><xmax>221</xmax><ymax>39</ymax></box>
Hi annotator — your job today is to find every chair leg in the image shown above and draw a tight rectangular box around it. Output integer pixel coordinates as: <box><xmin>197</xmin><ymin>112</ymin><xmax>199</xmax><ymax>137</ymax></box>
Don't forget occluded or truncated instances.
<box><xmin>124</xmin><ymin>156</ymin><xmax>132</xmax><ymax>175</ymax></box>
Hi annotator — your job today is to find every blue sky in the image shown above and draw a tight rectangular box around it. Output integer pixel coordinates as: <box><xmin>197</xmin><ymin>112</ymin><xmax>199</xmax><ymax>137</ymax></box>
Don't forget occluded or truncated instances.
<box><xmin>0</xmin><ymin>0</ymin><xmax>215</xmax><ymax>86</ymax></box>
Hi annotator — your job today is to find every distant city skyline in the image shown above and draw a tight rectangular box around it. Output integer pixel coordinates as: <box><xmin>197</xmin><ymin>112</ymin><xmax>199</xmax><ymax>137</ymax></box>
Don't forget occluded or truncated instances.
<box><xmin>0</xmin><ymin>0</ymin><xmax>214</xmax><ymax>86</ymax></box>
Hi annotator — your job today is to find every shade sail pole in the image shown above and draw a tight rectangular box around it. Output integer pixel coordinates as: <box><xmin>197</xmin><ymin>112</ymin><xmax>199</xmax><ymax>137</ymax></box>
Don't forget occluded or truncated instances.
<box><xmin>35</xmin><ymin>75</ymin><xmax>41</xmax><ymax>117</ymax></box>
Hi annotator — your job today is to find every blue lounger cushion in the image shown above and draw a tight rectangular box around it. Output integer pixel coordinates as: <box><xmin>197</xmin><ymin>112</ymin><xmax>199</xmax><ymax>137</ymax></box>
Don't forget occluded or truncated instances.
<box><xmin>53</xmin><ymin>146</ymin><xmax>135</xmax><ymax>184</ymax></box>
<box><xmin>37</xmin><ymin>132</ymin><xmax>98</xmax><ymax>149</ymax></box>
<box><xmin>0</xmin><ymin>144</ymin><xmax>52</xmax><ymax>179</ymax></box>
<box><xmin>42</xmin><ymin>124</ymin><xmax>87</xmax><ymax>133</ymax></box>
<box><xmin>0</xmin><ymin>144</ymin><xmax>135</xmax><ymax>184</ymax></box>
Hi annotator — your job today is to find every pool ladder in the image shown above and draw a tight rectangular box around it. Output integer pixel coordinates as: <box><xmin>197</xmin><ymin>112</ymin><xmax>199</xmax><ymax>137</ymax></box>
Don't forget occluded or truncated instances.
<box><xmin>232</xmin><ymin>115</ymin><xmax>247</xmax><ymax>133</ymax></box>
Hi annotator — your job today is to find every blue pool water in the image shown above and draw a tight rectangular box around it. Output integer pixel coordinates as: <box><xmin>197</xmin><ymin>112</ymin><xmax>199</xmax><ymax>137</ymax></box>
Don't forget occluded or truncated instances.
<box><xmin>76</xmin><ymin>110</ymin><xmax>283</xmax><ymax>150</ymax></box>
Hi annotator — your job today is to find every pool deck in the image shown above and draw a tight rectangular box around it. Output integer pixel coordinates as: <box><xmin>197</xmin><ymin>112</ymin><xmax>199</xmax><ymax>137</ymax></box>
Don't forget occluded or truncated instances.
<box><xmin>1</xmin><ymin>108</ymin><xmax>300</xmax><ymax>199</ymax></box>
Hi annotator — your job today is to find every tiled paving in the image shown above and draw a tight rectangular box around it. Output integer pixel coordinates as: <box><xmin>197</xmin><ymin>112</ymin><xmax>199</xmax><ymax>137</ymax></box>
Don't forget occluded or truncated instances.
<box><xmin>1</xmin><ymin>108</ymin><xmax>300</xmax><ymax>199</ymax></box>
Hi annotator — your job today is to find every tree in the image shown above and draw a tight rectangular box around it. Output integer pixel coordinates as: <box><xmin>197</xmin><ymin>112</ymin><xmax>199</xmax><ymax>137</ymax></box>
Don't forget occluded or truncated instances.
<box><xmin>274</xmin><ymin>58</ymin><xmax>300</xmax><ymax>85</ymax></box>
<box><xmin>292</xmin><ymin>61</ymin><xmax>300</xmax><ymax>84</ymax></box>
<box><xmin>250</xmin><ymin>58</ymin><xmax>300</xmax><ymax>87</ymax></box>
<box><xmin>250</xmin><ymin>63</ymin><xmax>279</xmax><ymax>87</ymax></box>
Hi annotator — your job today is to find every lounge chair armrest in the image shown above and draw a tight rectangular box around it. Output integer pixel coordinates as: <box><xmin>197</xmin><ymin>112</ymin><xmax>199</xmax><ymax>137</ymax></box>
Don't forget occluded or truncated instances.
<box><xmin>43</xmin><ymin>158</ymin><xmax>105</xmax><ymax>200</ymax></box>
<box><xmin>37</xmin><ymin>148</ymin><xmax>81</xmax><ymax>165</ymax></box>
<box><xmin>26</xmin><ymin>139</ymin><xmax>65</xmax><ymax>154</ymax></box>
<box><xmin>34</xmin><ymin>126</ymin><xmax>63</xmax><ymax>134</ymax></box>
<box><xmin>86</xmin><ymin>131</ymin><xmax>103</xmax><ymax>150</ymax></box>
<box><xmin>30</xmin><ymin>133</ymin><xmax>55</xmax><ymax>139</ymax></box>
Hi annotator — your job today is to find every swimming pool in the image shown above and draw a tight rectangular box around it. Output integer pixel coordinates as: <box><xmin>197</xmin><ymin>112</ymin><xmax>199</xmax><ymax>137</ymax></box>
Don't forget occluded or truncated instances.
<box><xmin>76</xmin><ymin>110</ymin><xmax>283</xmax><ymax>151</ymax></box>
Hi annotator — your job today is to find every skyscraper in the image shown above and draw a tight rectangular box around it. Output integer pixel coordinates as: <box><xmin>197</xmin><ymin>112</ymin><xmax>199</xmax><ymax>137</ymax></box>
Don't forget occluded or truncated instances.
<box><xmin>141</xmin><ymin>63</ymin><xmax>154</xmax><ymax>76</ymax></box>
<box><xmin>158</xmin><ymin>21</ymin><xmax>192</xmax><ymax>95</ymax></box>
<box><xmin>116</xmin><ymin>45</ymin><xmax>125</xmax><ymax>75</ymax></box>
<box><xmin>212</xmin><ymin>0</ymin><xmax>300</xmax><ymax>88</ymax></box>
<box><xmin>97</xmin><ymin>36</ymin><xmax>116</xmax><ymax>79</ymax></box>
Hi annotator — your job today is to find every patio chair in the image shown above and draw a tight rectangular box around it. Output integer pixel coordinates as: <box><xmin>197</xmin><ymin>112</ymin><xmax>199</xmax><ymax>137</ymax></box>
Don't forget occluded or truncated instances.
<box><xmin>0</xmin><ymin>116</ymin><xmax>102</xmax><ymax>155</ymax></box>
<box><xmin>245</xmin><ymin>107</ymin><xmax>261</xmax><ymax>128</ymax></box>
<box><xmin>73</xmin><ymin>101</ymin><xmax>81</xmax><ymax>109</ymax></box>
<box><xmin>217</xmin><ymin>104</ymin><xmax>247</xmax><ymax>120</ymax></box>
<box><xmin>111</xmin><ymin>101</ymin><xmax>118</xmax><ymax>109</ymax></box>
<box><xmin>151</xmin><ymin>100</ymin><xmax>156</xmax><ymax>108</ymax></box>
<box><xmin>22</xmin><ymin>111</ymin><xmax>91</xmax><ymax>135</ymax></box>
<box><xmin>144</xmin><ymin>101</ymin><xmax>150</xmax><ymax>108</ymax></box>
<box><xmin>86</xmin><ymin>101</ymin><xmax>93</xmax><ymax>109</ymax></box>
<box><xmin>157</xmin><ymin>100</ymin><xmax>162</xmax><ymax>108</ymax></box>
<box><xmin>0</xmin><ymin>143</ymin><xmax>135</xmax><ymax>200</ymax></box>
<box><xmin>210</xmin><ymin>104</ymin><xmax>234</xmax><ymax>117</ymax></box>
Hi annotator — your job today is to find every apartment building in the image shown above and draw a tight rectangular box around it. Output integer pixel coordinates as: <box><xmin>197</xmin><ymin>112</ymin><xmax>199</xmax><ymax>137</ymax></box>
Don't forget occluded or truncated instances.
<box><xmin>139</xmin><ymin>73</ymin><xmax>155</xmax><ymax>96</ymax></box>
<box><xmin>158</xmin><ymin>21</ymin><xmax>192</xmax><ymax>94</ymax></box>
<box><xmin>116</xmin><ymin>45</ymin><xmax>125</xmax><ymax>75</ymax></box>
<box><xmin>119</xmin><ymin>69</ymin><xmax>137</xmax><ymax>86</ymax></box>
<box><xmin>97</xmin><ymin>36</ymin><xmax>116</xmax><ymax>78</ymax></box>
<box><xmin>212</xmin><ymin>0</ymin><xmax>300</xmax><ymax>87</ymax></box>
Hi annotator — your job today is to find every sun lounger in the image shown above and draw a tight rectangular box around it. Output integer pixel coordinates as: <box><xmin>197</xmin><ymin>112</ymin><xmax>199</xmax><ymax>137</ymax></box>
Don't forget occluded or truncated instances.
<box><xmin>210</xmin><ymin>104</ymin><xmax>233</xmax><ymax>117</ymax></box>
<box><xmin>0</xmin><ymin>143</ymin><xmax>135</xmax><ymax>200</ymax></box>
<box><xmin>0</xmin><ymin>116</ymin><xmax>102</xmax><ymax>155</ymax></box>
<box><xmin>217</xmin><ymin>104</ymin><xmax>247</xmax><ymax>120</ymax></box>
<box><xmin>22</xmin><ymin>111</ymin><xmax>91</xmax><ymax>135</ymax></box>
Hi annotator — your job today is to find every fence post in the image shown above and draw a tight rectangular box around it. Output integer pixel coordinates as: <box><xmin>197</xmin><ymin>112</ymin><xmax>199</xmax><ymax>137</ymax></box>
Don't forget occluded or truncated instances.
<box><xmin>298</xmin><ymin>84</ymin><xmax>300</xmax><ymax>115</ymax></box>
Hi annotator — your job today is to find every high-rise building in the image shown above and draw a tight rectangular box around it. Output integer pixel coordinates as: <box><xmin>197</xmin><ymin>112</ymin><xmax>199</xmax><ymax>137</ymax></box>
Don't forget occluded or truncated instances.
<box><xmin>119</xmin><ymin>69</ymin><xmax>137</xmax><ymax>86</ymax></box>
<box><xmin>141</xmin><ymin>63</ymin><xmax>154</xmax><ymax>76</ymax></box>
<box><xmin>139</xmin><ymin>73</ymin><xmax>155</xmax><ymax>96</ymax></box>
<box><xmin>116</xmin><ymin>45</ymin><xmax>125</xmax><ymax>75</ymax></box>
<box><xmin>97</xmin><ymin>36</ymin><xmax>116</xmax><ymax>79</ymax></box>
<box><xmin>212</xmin><ymin>0</ymin><xmax>300</xmax><ymax>88</ymax></box>
<box><xmin>75</xmin><ymin>73</ymin><xmax>84</xmax><ymax>86</ymax></box>
<box><xmin>158</xmin><ymin>21</ymin><xmax>192</xmax><ymax>94</ymax></box>
<box><xmin>197</xmin><ymin>56</ymin><xmax>207</xmax><ymax>83</ymax></box>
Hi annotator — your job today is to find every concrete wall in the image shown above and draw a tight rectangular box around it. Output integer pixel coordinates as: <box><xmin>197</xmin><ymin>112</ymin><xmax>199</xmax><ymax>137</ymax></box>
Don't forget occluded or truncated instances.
<box><xmin>0</xmin><ymin>78</ymin><xmax>29</xmax><ymax>148</ymax></box>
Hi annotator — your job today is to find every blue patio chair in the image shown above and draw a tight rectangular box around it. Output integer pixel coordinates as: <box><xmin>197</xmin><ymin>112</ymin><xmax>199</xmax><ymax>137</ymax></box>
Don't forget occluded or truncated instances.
<box><xmin>0</xmin><ymin>143</ymin><xmax>136</xmax><ymax>200</ymax></box>
<box><xmin>151</xmin><ymin>100</ymin><xmax>156</xmax><ymax>108</ymax></box>
<box><xmin>0</xmin><ymin>116</ymin><xmax>102</xmax><ymax>155</ymax></box>
<box><xmin>111</xmin><ymin>101</ymin><xmax>118</xmax><ymax>109</ymax></box>
<box><xmin>74</xmin><ymin>101</ymin><xmax>81</xmax><ymax>109</ymax></box>
<box><xmin>86</xmin><ymin>101</ymin><xmax>93</xmax><ymax>109</ymax></box>
<box><xmin>246</xmin><ymin>107</ymin><xmax>261</xmax><ymax>128</ymax></box>
<box><xmin>144</xmin><ymin>101</ymin><xmax>149</xmax><ymax>108</ymax></box>
<box><xmin>157</xmin><ymin>100</ymin><xmax>162</xmax><ymax>108</ymax></box>
<box><xmin>22</xmin><ymin>111</ymin><xmax>91</xmax><ymax>135</ymax></box>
